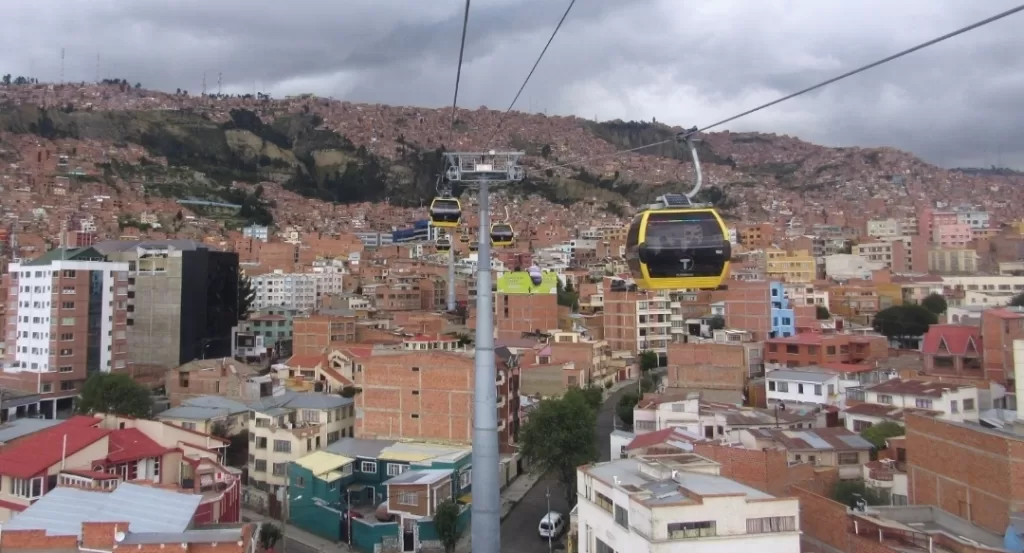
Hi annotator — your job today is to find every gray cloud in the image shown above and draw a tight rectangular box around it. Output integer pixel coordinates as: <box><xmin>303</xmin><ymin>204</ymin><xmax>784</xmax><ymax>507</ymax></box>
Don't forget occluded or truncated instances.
<box><xmin>2</xmin><ymin>0</ymin><xmax>1024</xmax><ymax>168</ymax></box>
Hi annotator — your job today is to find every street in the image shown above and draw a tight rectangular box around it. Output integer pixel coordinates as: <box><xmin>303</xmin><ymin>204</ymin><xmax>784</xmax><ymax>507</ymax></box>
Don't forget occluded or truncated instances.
<box><xmin>283</xmin><ymin>538</ymin><xmax>320</xmax><ymax>553</ymax></box>
<box><xmin>499</xmin><ymin>385</ymin><xmax>633</xmax><ymax>553</ymax></box>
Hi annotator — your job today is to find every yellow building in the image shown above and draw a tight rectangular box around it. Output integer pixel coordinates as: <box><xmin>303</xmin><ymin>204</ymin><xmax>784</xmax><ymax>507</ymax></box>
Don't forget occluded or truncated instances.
<box><xmin>765</xmin><ymin>249</ymin><xmax>816</xmax><ymax>283</ymax></box>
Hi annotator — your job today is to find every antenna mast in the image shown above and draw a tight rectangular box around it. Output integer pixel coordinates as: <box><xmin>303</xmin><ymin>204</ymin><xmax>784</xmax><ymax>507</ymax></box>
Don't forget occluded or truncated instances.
<box><xmin>60</xmin><ymin>48</ymin><xmax>65</xmax><ymax>84</ymax></box>
<box><xmin>95</xmin><ymin>53</ymin><xmax>99</xmax><ymax>83</ymax></box>
<box><xmin>217</xmin><ymin>72</ymin><xmax>222</xmax><ymax>96</ymax></box>
<box><xmin>202</xmin><ymin>72</ymin><xmax>207</xmax><ymax>95</ymax></box>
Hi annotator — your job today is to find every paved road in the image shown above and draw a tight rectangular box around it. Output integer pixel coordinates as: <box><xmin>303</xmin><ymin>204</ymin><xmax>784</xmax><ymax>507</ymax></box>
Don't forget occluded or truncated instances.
<box><xmin>283</xmin><ymin>538</ymin><xmax>321</xmax><ymax>553</ymax></box>
<box><xmin>500</xmin><ymin>386</ymin><xmax>634</xmax><ymax>553</ymax></box>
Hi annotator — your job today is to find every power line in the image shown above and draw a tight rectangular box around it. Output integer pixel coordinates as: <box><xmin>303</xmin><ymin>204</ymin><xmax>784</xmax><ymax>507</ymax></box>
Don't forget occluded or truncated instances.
<box><xmin>542</xmin><ymin>3</ymin><xmax>1024</xmax><ymax>171</ymax></box>
<box><xmin>448</xmin><ymin>0</ymin><xmax>473</xmax><ymax>148</ymax></box>
<box><xmin>485</xmin><ymin>0</ymin><xmax>577</xmax><ymax>146</ymax></box>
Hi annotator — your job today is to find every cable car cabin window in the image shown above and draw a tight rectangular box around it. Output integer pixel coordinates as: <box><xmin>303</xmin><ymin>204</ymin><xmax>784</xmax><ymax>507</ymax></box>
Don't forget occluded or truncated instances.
<box><xmin>625</xmin><ymin>215</ymin><xmax>644</xmax><ymax>276</ymax></box>
<box><xmin>430</xmin><ymin>199</ymin><xmax>461</xmax><ymax>224</ymax></box>
<box><xmin>491</xmin><ymin>224</ymin><xmax>513</xmax><ymax>240</ymax></box>
<box><xmin>640</xmin><ymin>212</ymin><xmax>729</xmax><ymax>279</ymax></box>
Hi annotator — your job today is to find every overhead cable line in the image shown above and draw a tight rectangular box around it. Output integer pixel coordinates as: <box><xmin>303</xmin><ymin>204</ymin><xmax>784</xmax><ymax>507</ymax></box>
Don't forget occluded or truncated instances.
<box><xmin>448</xmin><ymin>0</ymin><xmax>473</xmax><ymax>147</ymax></box>
<box><xmin>541</xmin><ymin>2</ymin><xmax>1024</xmax><ymax>171</ymax></box>
<box><xmin>485</xmin><ymin>0</ymin><xmax>577</xmax><ymax>147</ymax></box>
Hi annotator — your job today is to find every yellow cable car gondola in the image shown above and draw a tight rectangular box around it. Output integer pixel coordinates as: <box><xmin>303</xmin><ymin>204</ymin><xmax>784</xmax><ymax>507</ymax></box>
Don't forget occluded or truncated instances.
<box><xmin>429</xmin><ymin>197</ymin><xmax>462</xmax><ymax>228</ymax></box>
<box><xmin>459</xmin><ymin>234</ymin><xmax>469</xmax><ymax>243</ymax></box>
<box><xmin>469</xmin><ymin>240</ymin><xmax>479</xmax><ymax>252</ymax></box>
<box><xmin>490</xmin><ymin>223</ymin><xmax>514</xmax><ymax>247</ymax></box>
<box><xmin>436</xmin><ymin>236</ymin><xmax>451</xmax><ymax>253</ymax></box>
<box><xmin>625</xmin><ymin>130</ymin><xmax>731</xmax><ymax>290</ymax></box>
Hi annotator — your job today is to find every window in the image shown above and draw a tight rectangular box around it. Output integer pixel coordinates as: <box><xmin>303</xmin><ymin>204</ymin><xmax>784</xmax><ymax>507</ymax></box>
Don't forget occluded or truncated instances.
<box><xmin>877</xmin><ymin>394</ymin><xmax>893</xmax><ymax>404</ymax></box>
<box><xmin>153</xmin><ymin>457</ymin><xmax>161</xmax><ymax>479</ymax></box>
<box><xmin>60</xmin><ymin>317</ymin><xmax>75</xmax><ymax>325</ymax></box>
<box><xmin>41</xmin><ymin>383</ymin><xmax>52</xmax><ymax>393</ymax></box>
<box><xmin>826</xmin><ymin>346</ymin><xmax>836</xmax><ymax>355</ymax></box>
<box><xmin>61</xmin><ymin>302</ymin><xmax>75</xmax><ymax>309</ymax></box>
<box><xmin>60</xmin><ymin>381</ymin><xmax>75</xmax><ymax>391</ymax></box>
<box><xmin>60</xmin><ymin>333</ymin><xmax>73</xmax><ymax>341</ymax></box>
<box><xmin>253</xmin><ymin>460</ymin><xmax>267</xmax><ymax>472</ymax></box>
<box><xmin>613</xmin><ymin>504</ymin><xmax>629</xmax><ymax>528</ymax></box>
<box><xmin>785</xmin><ymin>345</ymin><xmax>799</xmax><ymax>354</ymax></box>
<box><xmin>950</xmin><ymin>400</ymin><xmax>959</xmax><ymax>413</ymax></box>
<box><xmin>273</xmin><ymin>440</ymin><xmax>291</xmax><ymax>453</ymax></box>
<box><xmin>853</xmin><ymin>420</ymin><xmax>873</xmax><ymax>432</ymax></box>
<box><xmin>360</xmin><ymin>461</ymin><xmax>377</xmax><ymax>473</ymax></box>
<box><xmin>777</xmin><ymin>382</ymin><xmax>789</xmax><ymax>393</ymax></box>
<box><xmin>302</xmin><ymin>410</ymin><xmax>321</xmax><ymax>423</ymax></box>
<box><xmin>814</xmin><ymin>384</ymin><xmax>822</xmax><ymax>396</ymax></box>
<box><xmin>594</xmin><ymin>491</ymin><xmax>613</xmax><ymax>513</ymax></box>
<box><xmin>181</xmin><ymin>422</ymin><xmax>196</xmax><ymax>430</ymax></box>
<box><xmin>59</xmin><ymin>366</ymin><xmax>73</xmax><ymax>373</ymax></box>
<box><xmin>397</xmin><ymin>492</ymin><xmax>418</xmax><ymax>506</ymax></box>
<box><xmin>915</xmin><ymin>398</ymin><xmax>933</xmax><ymax>409</ymax></box>
<box><xmin>12</xmin><ymin>477</ymin><xmax>44</xmax><ymax>499</ymax></box>
<box><xmin>459</xmin><ymin>469</ymin><xmax>471</xmax><ymax>489</ymax></box>
<box><xmin>837</xmin><ymin>452</ymin><xmax>861</xmax><ymax>465</ymax></box>
<box><xmin>387</xmin><ymin>463</ymin><xmax>410</xmax><ymax>477</ymax></box>
<box><xmin>273</xmin><ymin>463</ymin><xmax>287</xmax><ymax>476</ymax></box>
<box><xmin>595</xmin><ymin>538</ymin><xmax>616</xmax><ymax>553</ymax></box>
<box><xmin>746</xmin><ymin>516</ymin><xmax>796</xmax><ymax>534</ymax></box>
<box><xmin>667</xmin><ymin>521</ymin><xmax>716</xmax><ymax>539</ymax></box>
<box><xmin>797</xmin><ymin>383</ymin><xmax>804</xmax><ymax>394</ymax></box>
<box><xmin>964</xmin><ymin>398</ymin><xmax>976</xmax><ymax>411</ymax></box>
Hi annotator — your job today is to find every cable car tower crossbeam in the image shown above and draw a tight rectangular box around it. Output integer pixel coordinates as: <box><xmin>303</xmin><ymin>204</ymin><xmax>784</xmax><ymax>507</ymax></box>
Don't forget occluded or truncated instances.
<box><xmin>443</xmin><ymin>150</ymin><xmax>524</xmax><ymax>553</ymax></box>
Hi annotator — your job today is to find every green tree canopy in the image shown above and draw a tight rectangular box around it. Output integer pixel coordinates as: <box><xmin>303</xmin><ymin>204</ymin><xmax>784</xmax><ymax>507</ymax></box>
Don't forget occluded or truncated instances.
<box><xmin>433</xmin><ymin>499</ymin><xmax>463</xmax><ymax>553</ymax></box>
<box><xmin>816</xmin><ymin>305</ymin><xmax>831</xmax><ymax>320</ymax></box>
<box><xmin>238</xmin><ymin>272</ymin><xmax>256</xmax><ymax>320</ymax></box>
<box><xmin>78</xmin><ymin>373</ymin><xmax>153</xmax><ymax>419</ymax></box>
<box><xmin>617</xmin><ymin>392</ymin><xmax>639</xmax><ymax>426</ymax></box>
<box><xmin>568</xmin><ymin>385</ymin><xmax>604</xmax><ymax>411</ymax></box>
<box><xmin>860</xmin><ymin>421</ymin><xmax>905</xmax><ymax>450</ymax></box>
<box><xmin>519</xmin><ymin>390</ymin><xmax>599</xmax><ymax>506</ymax></box>
<box><xmin>920</xmin><ymin>293</ymin><xmax>948</xmax><ymax>316</ymax></box>
<box><xmin>831</xmin><ymin>479</ymin><xmax>887</xmax><ymax>508</ymax></box>
<box><xmin>638</xmin><ymin>350</ymin><xmax>658</xmax><ymax>372</ymax></box>
<box><xmin>871</xmin><ymin>304</ymin><xmax>938</xmax><ymax>347</ymax></box>
<box><xmin>557</xmin><ymin>279</ymin><xmax>579</xmax><ymax>310</ymax></box>
<box><xmin>258</xmin><ymin>523</ymin><xmax>282</xmax><ymax>550</ymax></box>
<box><xmin>709</xmin><ymin>315</ymin><xmax>726</xmax><ymax>330</ymax></box>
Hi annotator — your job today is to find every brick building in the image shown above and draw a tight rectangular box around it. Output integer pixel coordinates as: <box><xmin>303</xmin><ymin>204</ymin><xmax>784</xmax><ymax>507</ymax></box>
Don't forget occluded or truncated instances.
<box><xmin>494</xmin><ymin>291</ymin><xmax>558</xmax><ymax>341</ymax></box>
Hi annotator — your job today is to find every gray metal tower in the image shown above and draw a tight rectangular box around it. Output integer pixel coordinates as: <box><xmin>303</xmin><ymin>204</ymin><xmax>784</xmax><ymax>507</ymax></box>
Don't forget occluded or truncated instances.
<box><xmin>447</xmin><ymin>247</ymin><xmax>457</xmax><ymax>312</ymax></box>
<box><xmin>444</xmin><ymin>151</ymin><xmax>524</xmax><ymax>553</ymax></box>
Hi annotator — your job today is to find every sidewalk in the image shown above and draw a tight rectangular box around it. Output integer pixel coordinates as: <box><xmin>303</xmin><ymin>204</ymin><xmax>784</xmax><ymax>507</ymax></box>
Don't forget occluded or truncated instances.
<box><xmin>241</xmin><ymin>508</ymin><xmax>352</xmax><ymax>552</ymax></box>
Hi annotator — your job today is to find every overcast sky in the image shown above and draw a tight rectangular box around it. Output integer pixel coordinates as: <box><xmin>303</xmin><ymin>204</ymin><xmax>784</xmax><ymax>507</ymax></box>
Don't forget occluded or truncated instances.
<box><xmin>3</xmin><ymin>0</ymin><xmax>1024</xmax><ymax>169</ymax></box>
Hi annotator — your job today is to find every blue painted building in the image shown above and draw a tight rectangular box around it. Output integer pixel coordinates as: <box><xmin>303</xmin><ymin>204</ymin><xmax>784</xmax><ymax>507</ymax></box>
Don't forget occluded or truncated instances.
<box><xmin>770</xmin><ymin>281</ymin><xmax>795</xmax><ymax>338</ymax></box>
<box><xmin>288</xmin><ymin>438</ymin><xmax>472</xmax><ymax>552</ymax></box>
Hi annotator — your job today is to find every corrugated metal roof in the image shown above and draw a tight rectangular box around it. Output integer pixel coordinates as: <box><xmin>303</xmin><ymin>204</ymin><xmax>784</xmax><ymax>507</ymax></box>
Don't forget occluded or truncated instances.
<box><xmin>0</xmin><ymin>419</ymin><xmax>61</xmax><ymax>443</ymax></box>
<box><xmin>5</xmin><ymin>483</ymin><xmax>200</xmax><ymax>536</ymax></box>
<box><xmin>294</xmin><ymin>451</ymin><xmax>353</xmax><ymax>475</ymax></box>
<box><xmin>766</xmin><ymin>370</ymin><xmax>835</xmax><ymax>383</ymax></box>
<box><xmin>385</xmin><ymin>469</ymin><xmax>450</xmax><ymax>486</ymax></box>
<box><xmin>325</xmin><ymin>438</ymin><xmax>395</xmax><ymax>459</ymax></box>
<box><xmin>788</xmin><ymin>431</ymin><xmax>834</xmax><ymax>450</ymax></box>
<box><xmin>837</xmin><ymin>434</ymin><xmax>875</xmax><ymax>449</ymax></box>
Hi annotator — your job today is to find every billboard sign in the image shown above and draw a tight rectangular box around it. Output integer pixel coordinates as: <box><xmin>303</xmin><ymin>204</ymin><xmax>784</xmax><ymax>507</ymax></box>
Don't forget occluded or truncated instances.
<box><xmin>496</xmin><ymin>270</ymin><xmax>558</xmax><ymax>295</ymax></box>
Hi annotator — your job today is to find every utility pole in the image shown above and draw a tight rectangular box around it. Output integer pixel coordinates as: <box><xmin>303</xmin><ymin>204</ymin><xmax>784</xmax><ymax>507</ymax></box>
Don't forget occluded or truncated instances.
<box><xmin>447</xmin><ymin>245</ymin><xmax>456</xmax><ymax>312</ymax></box>
<box><xmin>217</xmin><ymin>72</ymin><xmax>222</xmax><ymax>96</ymax></box>
<box><xmin>444</xmin><ymin>150</ymin><xmax>524</xmax><ymax>553</ymax></box>
<box><xmin>545</xmin><ymin>487</ymin><xmax>553</xmax><ymax>553</ymax></box>
<box><xmin>59</xmin><ymin>48</ymin><xmax>65</xmax><ymax>85</ymax></box>
<box><xmin>202</xmin><ymin>72</ymin><xmax>207</xmax><ymax>96</ymax></box>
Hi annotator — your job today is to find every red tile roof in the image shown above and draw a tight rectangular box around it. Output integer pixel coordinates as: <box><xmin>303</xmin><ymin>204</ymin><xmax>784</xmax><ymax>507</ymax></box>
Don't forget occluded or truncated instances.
<box><xmin>625</xmin><ymin>428</ymin><xmax>707</xmax><ymax>450</ymax></box>
<box><xmin>985</xmin><ymin>308</ymin><xmax>1024</xmax><ymax>320</ymax></box>
<box><xmin>0</xmin><ymin>416</ymin><xmax>110</xmax><ymax>479</ymax></box>
<box><xmin>106</xmin><ymin>428</ymin><xmax>171</xmax><ymax>464</ymax></box>
<box><xmin>284</xmin><ymin>354</ymin><xmax>325</xmax><ymax>368</ymax></box>
<box><xmin>920</xmin><ymin>325</ymin><xmax>981</xmax><ymax>356</ymax></box>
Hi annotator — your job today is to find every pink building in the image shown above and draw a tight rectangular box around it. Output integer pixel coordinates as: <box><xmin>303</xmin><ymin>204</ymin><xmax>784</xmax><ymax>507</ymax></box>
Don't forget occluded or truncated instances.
<box><xmin>933</xmin><ymin>223</ymin><xmax>973</xmax><ymax>248</ymax></box>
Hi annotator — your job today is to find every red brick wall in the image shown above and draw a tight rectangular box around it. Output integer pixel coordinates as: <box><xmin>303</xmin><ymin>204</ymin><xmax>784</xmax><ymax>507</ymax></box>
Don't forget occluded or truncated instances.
<box><xmin>790</xmin><ymin>486</ymin><xmax>851</xmax><ymax>551</ymax></box>
<box><xmin>692</xmin><ymin>443</ymin><xmax>828</xmax><ymax>497</ymax></box>
<box><xmin>905</xmin><ymin>413</ymin><xmax>1023</xmax><ymax>534</ymax></box>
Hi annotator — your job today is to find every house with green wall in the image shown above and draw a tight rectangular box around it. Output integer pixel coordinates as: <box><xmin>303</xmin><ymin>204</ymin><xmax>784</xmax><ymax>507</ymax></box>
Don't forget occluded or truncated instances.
<box><xmin>287</xmin><ymin>438</ymin><xmax>472</xmax><ymax>552</ymax></box>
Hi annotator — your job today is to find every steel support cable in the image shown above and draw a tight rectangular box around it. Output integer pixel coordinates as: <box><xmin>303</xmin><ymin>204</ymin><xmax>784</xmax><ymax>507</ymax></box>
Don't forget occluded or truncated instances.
<box><xmin>484</xmin><ymin>0</ymin><xmax>577</xmax><ymax>147</ymax></box>
<box><xmin>448</xmin><ymin>0</ymin><xmax>473</xmax><ymax>149</ymax></box>
<box><xmin>541</xmin><ymin>3</ymin><xmax>1024</xmax><ymax>171</ymax></box>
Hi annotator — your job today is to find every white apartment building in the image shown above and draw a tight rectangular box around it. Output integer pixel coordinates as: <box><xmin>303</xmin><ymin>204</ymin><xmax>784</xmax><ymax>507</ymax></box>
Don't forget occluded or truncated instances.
<box><xmin>248</xmin><ymin>391</ymin><xmax>355</xmax><ymax>495</ymax></box>
<box><xmin>631</xmin><ymin>397</ymin><xmax>819</xmax><ymax>443</ymax></box>
<box><xmin>824</xmin><ymin>253</ymin><xmax>886</xmax><ymax>280</ymax></box>
<box><xmin>638</xmin><ymin>292</ymin><xmax>674</xmax><ymax>354</ymax></box>
<box><xmin>576</xmin><ymin>455</ymin><xmax>800</xmax><ymax>553</ymax></box>
<box><xmin>940</xmin><ymin>275</ymin><xmax>1024</xmax><ymax>295</ymax></box>
<box><xmin>766</xmin><ymin>368</ymin><xmax>858</xmax><ymax>408</ymax></box>
<box><xmin>866</xmin><ymin>218</ymin><xmax>903</xmax><ymax>239</ymax></box>
<box><xmin>954</xmin><ymin>207</ymin><xmax>990</xmax><ymax>229</ymax></box>
<box><xmin>843</xmin><ymin>379</ymin><xmax>979</xmax><ymax>432</ymax></box>
<box><xmin>782</xmin><ymin>283</ymin><xmax>829</xmax><ymax>310</ymax></box>
<box><xmin>4</xmin><ymin>248</ymin><xmax>129</xmax><ymax>417</ymax></box>
<box><xmin>251</xmin><ymin>269</ymin><xmax>346</xmax><ymax>312</ymax></box>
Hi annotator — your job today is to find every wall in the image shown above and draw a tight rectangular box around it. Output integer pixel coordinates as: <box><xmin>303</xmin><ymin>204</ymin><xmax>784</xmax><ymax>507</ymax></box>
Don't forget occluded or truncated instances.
<box><xmin>905</xmin><ymin>413</ymin><xmax>1024</xmax><ymax>534</ymax></box>
<box><xmin>415</xmin><ymin>502</ymin><xmax>470</xmax><ymax>543</ymax></box>
<box><xmin>351</xmin><ymin>517</ymin><xmax>400</xmax><ymax>553</ymax></box>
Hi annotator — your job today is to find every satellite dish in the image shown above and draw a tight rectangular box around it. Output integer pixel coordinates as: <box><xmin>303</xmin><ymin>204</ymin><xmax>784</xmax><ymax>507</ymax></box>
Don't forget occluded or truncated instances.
<box><xmin>114</xmin><ymin>532</ymin><xmax>126</xmax><ymax>543</ymax></box>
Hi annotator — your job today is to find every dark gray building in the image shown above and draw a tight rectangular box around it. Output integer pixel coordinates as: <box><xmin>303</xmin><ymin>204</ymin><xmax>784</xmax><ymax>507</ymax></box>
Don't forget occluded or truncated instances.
<box><xmin>93</xmin><ymin>240</ymin><xmax>239</xmax><ymax>368</ymax></box>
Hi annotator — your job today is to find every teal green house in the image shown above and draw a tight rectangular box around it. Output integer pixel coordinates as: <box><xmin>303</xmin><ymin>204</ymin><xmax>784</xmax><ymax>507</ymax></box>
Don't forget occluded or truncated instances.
<box><xmin>288</xmin><ymin>438</ymin><xmax>472</xmax><ymax>553</ymax></box>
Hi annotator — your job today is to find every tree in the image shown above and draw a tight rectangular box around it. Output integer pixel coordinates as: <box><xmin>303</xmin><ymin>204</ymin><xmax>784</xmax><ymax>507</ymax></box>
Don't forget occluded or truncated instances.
<box><xmin>708</xmin><ymin>315</ymin><xmax>726</xmax><ymax>330</ymax></box>
<box><xmin>433</xmin><ymin>499</ymin><xmax>462</xmax><ymax>553</ymax></box>
<box><xmin>860</xmin><ymin>421</ymin><xmax>905</xmax><ymax>451</ymax></box>
<box><xmin>816</xmin><ymin>305</ymin><xmax>830</xmax><ymax>320</ymax></box>
<box><xmin>921</xmin><ymin>293</ymin><xmax>948</xmax><ymax>316</ymax></box>
<box><xmin>638</xmin><ymin>350</ymin><xmax>658</xmax><ymax>372</ymax></box>
<box><xmin>640</xmin><ymin>373</ymin><xmax>658</xmax><ymax>394</ymax></box>
<box><xmin>617</xmin><ymin>392</ymin><xmax>639</xmax><ymax>426</ymax></box>
<box><xmin>872</xmin><ymin>304</ymin><xmax>938</xmax><ymax>348</ymax></box>
<box><xmin>830</xmin><ymin>479</ymin><xmax>887</xmax><ymax>507</ymax></box>
<box><xmin>557</xmin><ymin>279</ymin><xmax>579</xmax><ymax>309</ymax></box>
<box><xmin>258</xmin><ymin>523</ymin><xmax>282</xmax><ymax>551</ymax></box>
<box><xmin>568</xmin><ymin>385</ymin><xmax>603</xmax><ymax>411</ymax></box>
<box><xmin>77</xmin><ymin>373</ymin><xmax>153</xmax><ymax>418</ymax></box>
<box><xmin>2</xmin><ymin>74</ymin><xmax>10</xmax><ymax>86</ymax></box>
<box><xmin>541</xmin><ymin>144</ymin><xmax>552</xmax><ymax>159</ymax></box>
<box><xmin>238</xmin><ymin>272</ymin><xmax>256</xmax><ymax>320</ymax></box>
<box><xmin>519</xmin><ymin>391</ymin><xmax>599</xmax><ymax>506</ymax></box>
<box><xmin>1011</xmin><ymin>293</ymin><xmax>1024</xmax><ymax>308</ymax></box>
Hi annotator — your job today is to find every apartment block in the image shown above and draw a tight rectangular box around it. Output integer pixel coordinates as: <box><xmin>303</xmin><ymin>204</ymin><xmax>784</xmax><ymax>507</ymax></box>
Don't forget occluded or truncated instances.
<box><xmin>764</xmin><ymin>332</ymin><xmax>888</xmax><ymax>367</ymax></box>
<box><xmin>251</xmin><ymin>268</ymin><xmax>345</xmax><ymax>312</ymax></box>
<box><xmin>2</xmin><ymin>248</ymin><xmax>128</xmax><ymax>417</ymax></box>
<box><xmin>93</xmin><ymin>240</ymin><xmax>240</xmax><ymax>368</ymax></box>
<box><xmin>494</xmin><ymin>290</ymin><xmax>558</xmax><ymax>341</ymax></box>
<box><xmin>576</xmin><ymin>454</ymin><xmax>800</xmax><ymax>553</ymax></box>
<box><xmin>843</xmin><ymin>378</ymin><xmax>978</xmax><ymax>432</ymax></box>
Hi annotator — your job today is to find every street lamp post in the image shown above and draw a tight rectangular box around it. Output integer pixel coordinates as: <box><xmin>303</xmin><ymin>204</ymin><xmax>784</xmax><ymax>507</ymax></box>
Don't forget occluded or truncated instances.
<box><xmin>443</xmin><ymin>151</ymin><xmax>524</xmax><ymax>553</ymax></box>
